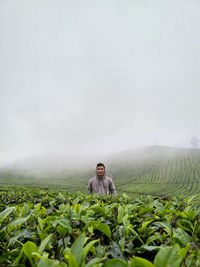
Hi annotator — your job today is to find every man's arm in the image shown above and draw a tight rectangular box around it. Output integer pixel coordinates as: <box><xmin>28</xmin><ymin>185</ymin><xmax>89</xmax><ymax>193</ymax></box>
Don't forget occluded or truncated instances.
<box><xmin>109</xmin><ymin>179</ymin><xmax>116</xmax><ymax>196</ymax></box>
<box><xmin>87</xmin><ymin>179</ymin><xmax>92</xmax><ymax>193</ymax></box>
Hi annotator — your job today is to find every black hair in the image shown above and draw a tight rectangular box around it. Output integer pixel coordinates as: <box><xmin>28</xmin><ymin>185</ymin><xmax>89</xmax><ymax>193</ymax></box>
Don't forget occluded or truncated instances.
<box><xmin>96</xmin><ymin>163</ymin><xmax>105</xmax><ymax>168</ymax></box>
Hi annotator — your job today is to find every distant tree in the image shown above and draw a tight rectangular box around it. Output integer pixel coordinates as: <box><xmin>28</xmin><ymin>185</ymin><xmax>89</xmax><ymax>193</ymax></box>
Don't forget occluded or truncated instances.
<box><xmin>190</xmin><ymin>136</ymin><xmax>199</xmax><ymax>148</ymax></box>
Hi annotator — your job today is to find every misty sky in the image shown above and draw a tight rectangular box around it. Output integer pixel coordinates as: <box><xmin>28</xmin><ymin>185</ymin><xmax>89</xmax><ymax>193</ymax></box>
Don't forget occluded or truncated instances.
<box><xmin>0</xmin><ymin>0</ymin><xmax>200</xmax><ymax>164</ymax></box>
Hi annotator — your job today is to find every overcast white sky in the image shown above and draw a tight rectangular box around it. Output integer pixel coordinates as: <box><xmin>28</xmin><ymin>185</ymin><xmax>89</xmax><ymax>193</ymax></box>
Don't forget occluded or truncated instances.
<box><xmin>0</xmin><ymin>0</ymin><xmax>200</xmax><ymax>165</ymax></box>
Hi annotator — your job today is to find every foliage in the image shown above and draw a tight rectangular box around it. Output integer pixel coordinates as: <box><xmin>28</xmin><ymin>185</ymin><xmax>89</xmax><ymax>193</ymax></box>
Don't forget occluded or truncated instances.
<box><xmin>0</xmin><ymin>188</ymin><xmax>200</xmax><ymax>266</ymax></box>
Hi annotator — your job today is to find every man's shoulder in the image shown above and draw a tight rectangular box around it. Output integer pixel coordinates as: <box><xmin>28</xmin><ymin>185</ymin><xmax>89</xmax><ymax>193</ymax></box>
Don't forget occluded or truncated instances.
<box><xmin>90</xmin><ymin>177</ymin><xmax>97</xmax><ymax>182</ymax></box>
<box><xmin>105</xmin><ymin>176</ymin><xmax>113</xmax><ymax>182</ymax></box>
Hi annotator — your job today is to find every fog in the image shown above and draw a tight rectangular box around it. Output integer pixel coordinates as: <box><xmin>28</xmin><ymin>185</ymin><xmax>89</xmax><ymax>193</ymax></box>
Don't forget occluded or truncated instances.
<box><xmin>0</xmin><ymin>0</ymin><xmax>200</xmax><ymax>166</ymax></box>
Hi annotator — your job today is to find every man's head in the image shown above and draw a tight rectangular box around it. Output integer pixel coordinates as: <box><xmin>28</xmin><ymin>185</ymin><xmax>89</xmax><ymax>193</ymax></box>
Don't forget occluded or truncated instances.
<box><xmin>96</xmin><ymin>163</ymin><xmax>105</xmax><ymax>178</ymax></box>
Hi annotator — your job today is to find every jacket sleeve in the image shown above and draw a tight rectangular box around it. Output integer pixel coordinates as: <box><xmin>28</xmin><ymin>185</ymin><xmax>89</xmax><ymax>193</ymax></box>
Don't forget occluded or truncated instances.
<box><xmin>87</xmin><ymin>179</ymin><xmax>92</xmax><ymax>193</ymax></box>
<box><xmin>109</xmin><ymin>179</ymin><xmax>116</xmax><ymax>196</ymax></box>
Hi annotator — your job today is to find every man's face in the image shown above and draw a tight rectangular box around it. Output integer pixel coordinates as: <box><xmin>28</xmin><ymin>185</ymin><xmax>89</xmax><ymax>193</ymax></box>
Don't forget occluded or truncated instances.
<box><xmin>96</xmin><ymin>166</ymin><xmax>105</xmax><ymax>178</ymax></box>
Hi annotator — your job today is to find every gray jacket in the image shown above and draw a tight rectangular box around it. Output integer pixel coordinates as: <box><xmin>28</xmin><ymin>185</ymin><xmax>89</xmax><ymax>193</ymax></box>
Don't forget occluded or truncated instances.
<box><xmin>87</xmin><ymin>171</ymin><xmax>116</xmax><ymax>196</ymax></box>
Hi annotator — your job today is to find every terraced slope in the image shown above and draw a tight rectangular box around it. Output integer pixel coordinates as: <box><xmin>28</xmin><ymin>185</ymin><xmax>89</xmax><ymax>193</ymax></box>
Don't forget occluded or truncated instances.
<box><xmin>107</xmin><ymin>146</ymin><xmax>200</xmax><ymax>197</ymax></box>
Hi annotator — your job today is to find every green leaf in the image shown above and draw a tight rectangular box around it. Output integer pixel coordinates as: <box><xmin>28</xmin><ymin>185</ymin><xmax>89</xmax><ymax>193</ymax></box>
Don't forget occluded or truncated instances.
<box><xmin>70</xmin><ymin>232</ymin><xmax>86</xmax><ymax>265</ymax></box>
<box><xmin>0</xmin><ymin>206</ymin><xmax>15</xmax><ymax>222</ymax></box>
<box><xmin>57</xmin><ymin>263</ymin><xmax>68</xmax><ymax>267</ymax></box>
<box><xmin>154</xmin><ymin>246</ymin><xmax>182</xmax><ymax>267</ymax></box>
<box><xmin>130</xmin><ymin>256</ymin><xmax>156</xmax><ymax>267</ymax></box>
<box><xmin>128</xmin><ymin>227</ymin><xmax>144</xmax><ymax>244</ymax></box>
<box><xmin>177</xmin><ymin>218</ymin><xmax>193</xmax><ymax>232</ymax></box>
<box><xmin>173</xmin><ymin>228</ymin><xmax>191</xmax><ymax>247</ymax></box>
<box><xmin>86</xmin><ymin>256</ymin><xmax>107</xmax><ymax>267</ymax></box>
<box><xmin>73</xmin><ymin>197</ymin><xmax>80</xmax><ymax>204</ymax></box>
<box><xmin>93</xmin><ymin>222</ymin><xmax>111</xmax><ymax>239</ymax></box>
<box><xmin>7</xmin><ymin>228</ymin><xmax>34</xmax><ymax>247</ymax></box>
<box><xmin>153</xmin><ymin>200</ymin><xmax>164</xmax><ymax>212</ymax></box>
<box><xmin>74</xmin><ymin>203</ymin><xmax>81</xmax><ymax>214</ymax></box>
<box><xmin>38</xmin><ymin>253</ymin><xmax>67</xmax><ymax>267</ymax></box>
<box><xmin>31</xmin><ymin>252</ymin><xmax>41</xmax><ymax>261</ymax></box>
<box><xmin>91</xmin><ymin>204</ymin><xmax>105</xmax><ymax>215</ymax></box>
<box><xmin>59</xmin><ymin>203</ymin><xmax>68</xmax><ymax>212</ymax></box>
<box><xmin>119</xmin><ymin>237</ymin><xmax>125</xmax><ymax>252</ymax></box>
<box><xmin>68</xmin><ymin>252</ymin><xmax>78</xmax><ymax>267</ymax></box>
<box><xmin>57</xmin><ymin>218</ymin><xmax>72</xmax><ymax>233</ymax></box>
<box><xmin>83</xmin><ymin>239</ymin><xmax>99</xmax><ymax>261</ymax></box>
<box><xmin>37</xmin><ymin>253</ymin><xmax>55</xmax><ymax>267</ymax></box>
<box><xmin>118</xmin><ymin>205</ymin><xmax>123</xmax><ymax>224</ymax></box>
<box><xmin>139</xmin><ymin>207</ymin><xmax>153</xmax><ymax>215</ymax></box>
<box><xmin>140</xmin><ymin>220</ymin><xmax>153</xmax><ymax>232</ymax></box>
<box><xmin>103</xmin><ymin>258</ymin><xmax>128</xmax><ymax>267</ymax></box>
<box><xmin>10</xmin><ymin>215</ymin><xmax>30</xmax><ymax>226</ymax></box>
<box><xmin>155</xmin><ymin>221</ymin><xmax>172</xmax><ymax>236</ymax></box>
<box><xmin>14</xmin><ymin>247</ymin><xmax>24</xmax><ymax>265</ymax></box>
<box><xmin>109</xmin><ymin>241</ymin><xmax>125</xmax><ymax>260</ymax></box>
<box><xmin>39</xmin><ymin>234</ymin><xmax>53</xmax><ymax>254</ymax></box>
<box><xmin>186</xmin><ymin>195</ymin><xmax>197</xmax><ymax>206</ymax></box>
<box><xmin>123</xmin><ymin>214</ymin><xmax>130</xmax><ymax>228</ymax></box>
<box><xmin>9</xmin><ymin>264</ymin><xmax>25</xmax><ymax>267</ymax></box>
<box><xmin>81</xmin><ymin>216</ymin><xmax>90</xmax><ymax>224</ymax></box>
<box><xmin>140</xmin><ymin>245</ymin><xmax>160</xmax><ymax>251</ymax></box>
<box><xmin>146</xmin><ymin>233</ymin><xmax>163</xmax><ymax>245</ymax></box>
<box><xmin>23</xmin><ymin>241</ymin><xmax>38</xmax><ymax>267</ymax></box>
<box><xmin>178</xmin><ymin>244</ymin><xmax>190</xmax><ymax>260</ymax></box>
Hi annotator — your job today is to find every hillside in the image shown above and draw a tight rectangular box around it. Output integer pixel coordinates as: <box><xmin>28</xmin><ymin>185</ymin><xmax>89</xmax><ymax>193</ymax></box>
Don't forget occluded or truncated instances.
<box><xmin>107</xmin><ymin>146</ymin><xmax>200</xmax><ymax>197</ymax></box>
<box><xmin>1</xmin><ymin>146</ymin><xmax>200</xmax><ymax>197</ymax></box>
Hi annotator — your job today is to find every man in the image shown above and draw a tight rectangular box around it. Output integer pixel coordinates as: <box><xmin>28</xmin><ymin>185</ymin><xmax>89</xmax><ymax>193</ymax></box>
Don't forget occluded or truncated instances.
<box><xmin>87</xmin><ymin>163</ymin><xmax>116</xmax><ymax>195</ymax></box>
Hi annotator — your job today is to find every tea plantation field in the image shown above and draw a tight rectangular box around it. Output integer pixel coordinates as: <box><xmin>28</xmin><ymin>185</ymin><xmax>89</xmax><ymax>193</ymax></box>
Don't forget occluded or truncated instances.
<box><xmin>107</xmin><ymin>146</ymin><xmax>200</xmax><ymax>197</ymax></box>
<box><xmin>0</xmin><ymin>188</ymin><xmax>200</xmax><ymax>266</ymax></box>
